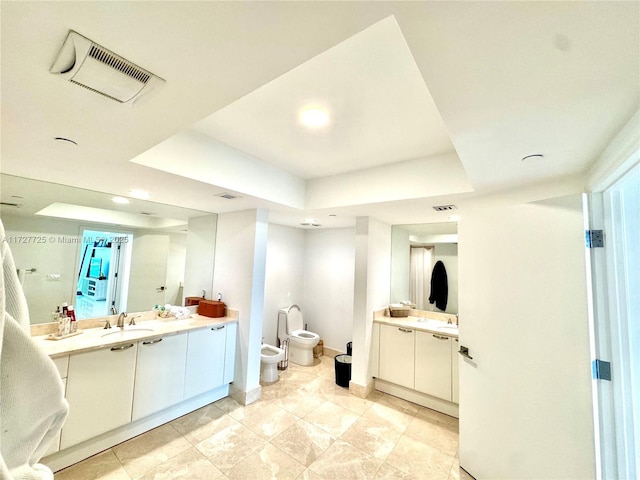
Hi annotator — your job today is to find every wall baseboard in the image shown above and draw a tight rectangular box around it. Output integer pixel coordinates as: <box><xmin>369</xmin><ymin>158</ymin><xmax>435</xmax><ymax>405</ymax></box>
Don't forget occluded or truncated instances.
<box><xmin>230</xmin><ymin>383</ymin><xmax>261</xmax><ymax>406</ymax></box>
<box><xmin>349</xmin><ymin>379</ymin><xmax>374</xmax><ymax>398</ymax></box>
<box><xmin>322</xmin><ymin>346</ymin><xmax>343</xmax><ymax>358</ymax></box>
<box><xmin>374</xmin><ymin>378</ymin><xmax>459</xmax><ymax>418</ymax></box>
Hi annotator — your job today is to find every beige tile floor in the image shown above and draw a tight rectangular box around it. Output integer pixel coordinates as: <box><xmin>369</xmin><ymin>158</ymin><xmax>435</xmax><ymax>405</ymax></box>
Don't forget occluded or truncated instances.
<box><xmin>54</xmin><ymin>355</ymin><xmax>469</xmax><ymax>480</ymax></box>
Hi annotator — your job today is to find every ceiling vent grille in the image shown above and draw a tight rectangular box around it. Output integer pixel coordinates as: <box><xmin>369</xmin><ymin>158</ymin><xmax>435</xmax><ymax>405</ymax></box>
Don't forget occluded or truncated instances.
<box><xmin>88</xmin><ymin>45</ymin><xmax>151</xmax><ymax>84</ymax></box>
<box><xmin>215</xmin><ymin>193</ymin><xmax>239</xmax><ymax>200</ymax></box>
<box><xmin>432</xmin><ymin>205</ymin><xmax>457</xmax><ymax>212</ymax></box>
<box><xmin>50</xmin><ymin>30</ymin><xmax>164</xmax><ymax>104</ymax></box>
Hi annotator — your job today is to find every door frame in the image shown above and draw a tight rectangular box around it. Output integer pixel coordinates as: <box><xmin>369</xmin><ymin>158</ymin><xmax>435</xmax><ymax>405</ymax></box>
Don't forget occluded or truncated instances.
<box><xmin>586</xmin><ymin>150</ymin><xmax>639</xmax><ymax>479</ymax></box>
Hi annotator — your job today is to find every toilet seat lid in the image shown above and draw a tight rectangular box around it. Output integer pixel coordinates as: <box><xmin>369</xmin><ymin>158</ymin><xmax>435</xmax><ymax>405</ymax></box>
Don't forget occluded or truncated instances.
<box><xmin>261</xmin><ymin>344</ymin><xmax>284</xmax><ymax>356</ymax></box>
<box><xmin>291</xmin><ymin>329</ymin><xmax>318</xmax><ymax>339</ymax></box>
<box><xmin>288</xmin><ymin>307</ymin><xmax>303</xmax><ymax>332</ymax></box>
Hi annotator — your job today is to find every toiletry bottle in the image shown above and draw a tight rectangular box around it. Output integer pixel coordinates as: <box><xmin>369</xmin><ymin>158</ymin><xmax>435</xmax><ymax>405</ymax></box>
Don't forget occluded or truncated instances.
<box><xmin>54</xmin><ymin>306</ymin><xmax>64</xmax><ymax>336</ymax></box>
<box><xmin>61</xmin><ymin>302</ymin><xmax>69</xmax><ymax>334</ymax></box>
<box><xmin>62</xmin><ymin>314</ymin><xmax>70</xmax><ymax>335</ymax></box>
<box><xmin>68</xmin><ymin>305</ymin><xmax>77</xmax><ymax>333</ymax></box>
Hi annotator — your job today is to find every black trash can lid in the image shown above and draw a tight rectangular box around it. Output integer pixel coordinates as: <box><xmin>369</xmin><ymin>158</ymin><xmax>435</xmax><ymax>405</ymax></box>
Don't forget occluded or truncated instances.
<box><xmin>335</xmin><ymin>354</ymin><xmax>352</xmax><ymax>364</ymax></box>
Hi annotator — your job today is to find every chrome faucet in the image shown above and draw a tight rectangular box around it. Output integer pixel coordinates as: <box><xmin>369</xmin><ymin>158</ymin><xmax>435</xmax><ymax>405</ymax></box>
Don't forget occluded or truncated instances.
<box><xmin>128</xmin><ymin>314</ymin><xmax>141</xmax><ymax>326</ymax></box>
<box><xmin>110</xmin><ymin>306</ymin><xmax>117</xmax><ymax>315</ymax></box>
<box><xmin>117</xmin><ymin>312</ymin><xmax>127</xmax><ymax>329</ymax></box>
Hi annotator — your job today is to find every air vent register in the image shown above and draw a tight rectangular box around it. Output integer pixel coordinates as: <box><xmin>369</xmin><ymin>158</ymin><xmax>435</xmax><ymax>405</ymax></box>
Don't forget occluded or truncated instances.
<box><xmin>50</xmin><ymin>30</ymin><xmax>164</xmax><ymax>104</ymax></box>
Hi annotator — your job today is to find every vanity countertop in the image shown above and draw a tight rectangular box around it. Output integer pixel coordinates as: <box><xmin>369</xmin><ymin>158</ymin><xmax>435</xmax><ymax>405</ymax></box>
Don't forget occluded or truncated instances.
<box><xmin>374</xmin><ymin>315</ymin><xmax>459</xmax><ymax>337</ymax></box>
<box><xmin>34</xmin><ymin>314</ymin><xmax>238</xmax><ymax>358</ymax></box>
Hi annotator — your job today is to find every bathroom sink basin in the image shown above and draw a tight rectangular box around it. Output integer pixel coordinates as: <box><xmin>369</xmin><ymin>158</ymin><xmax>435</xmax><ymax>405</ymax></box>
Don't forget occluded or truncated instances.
<box><xmin>101</xmin><ymin>327</ymin><xmax>155</xmax><ymax>339</ymax></box>
<box><xmin>437</xmin><ymin>325</ymin><xmax>459</xmax><ymax>331</ymax></box>
<box><xmin>416</xmin><ymin>319</ymin><xmax>443</xmax><ymax>327</ymax></box>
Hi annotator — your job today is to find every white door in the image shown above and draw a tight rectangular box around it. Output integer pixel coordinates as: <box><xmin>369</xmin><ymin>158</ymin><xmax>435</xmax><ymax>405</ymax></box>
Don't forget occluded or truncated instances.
<box><xmin>184</xmin><ymin>326</ymin><xmax>226</xmax><ymax>399</ymax></box>
<box><xmin>414</xmin><ymin>330</ymin><xmax>451</xmax><ymax>401</ymax></box>
<box><xmin>589</xmin><ymin>162</ymin><xmax>640</xmax><ymax>479</ymax></box>
<box><xmin>378</xmin><ymin>323</ymin><xmax>415</xmax><ymax>389</ymax></box>
<box><xmin>61</xmin><ymin>344</ymin><xmax>137</xmax><ymax>449</ymax></box>
<box><xmin>458</xmin><ymin>194</ymin><xmax>595</xmax><ymax>479</ymax></box>
<box><xmin>126</xmin><ymin>234</ymin><xmax>170</xmax><ymax>312</ymax></box>
<box><xmin>132</xmin><ymin>333</ymin><xmax>188</xmax><ymax>421</ymax></box>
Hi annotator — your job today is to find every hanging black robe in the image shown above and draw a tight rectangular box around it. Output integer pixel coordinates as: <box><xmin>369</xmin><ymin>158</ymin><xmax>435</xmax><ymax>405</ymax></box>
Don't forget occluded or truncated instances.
<box><xmin>428</xmin><ymin>260</ymin><xmax>448</xmax><ymax>311</ymax></box>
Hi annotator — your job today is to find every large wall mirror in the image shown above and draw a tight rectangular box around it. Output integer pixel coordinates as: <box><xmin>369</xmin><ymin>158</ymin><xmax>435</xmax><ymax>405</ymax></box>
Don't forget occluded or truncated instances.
<box><xmin>390</xmin><ymin>222</ymin><xmax>458</xmax><ymax>314</ymax></box>
<box><xmin>1</xmin><ymin>174</ymin><xmax>211</xmax><ymax>324</ymax></box>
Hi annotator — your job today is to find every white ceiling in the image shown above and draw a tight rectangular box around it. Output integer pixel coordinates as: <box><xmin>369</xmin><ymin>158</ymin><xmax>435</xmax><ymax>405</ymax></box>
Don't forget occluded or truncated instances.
<box><xmin>1</xmin><ymin>2</ymin><xmax>638</xmax><ymax>230</ymax></box>
<box><xmin>191</xmin><ymin>16</ymin><xmax>455</xmax><ymax>179</ymax></box>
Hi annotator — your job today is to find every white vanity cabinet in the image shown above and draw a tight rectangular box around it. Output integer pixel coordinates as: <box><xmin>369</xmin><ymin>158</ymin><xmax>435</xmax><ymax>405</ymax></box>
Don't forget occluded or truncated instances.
<box><xmin>132</xmin><ymin>333</ymin><xmax>188</xmax><ymax>421</ymax></box>
<box><xmin>223</xmin><ymin>322</ymin><xmax>237</xmax><ymax>384</ymax></box>
<box><xmin>60</xmin><ymin>343</ymin><xmax>137</xmax><ymax>449</ymax></box>
<box><xmin>43</xmin><ymin>356</ymin><xmax>69</xmax><ymax>457</ymax></box>
<box><xmin>184</xmin><ymin>325</ymin><xmax>226</xmax><ymax>399</ymax></box>
<box><xmin>374</xmin><ymin>319</ymin><xmax>459</xmax><ymax>418</ymax></box>
<box><xmin>415</xmin><ymin>331</ymin><xmax>452</xmax><ymax>401</ymax></box>
<box><xmin>452</xmin><ymin>337</ymin><xmax>459</xmax><ymax>404</ymax></box>
<box><xmin>378</xmin><ymin>324</ymin><xmax>415</xmax><ymax>389</ymax></box>
<box><xmin>43</xmin><ymin>318</ymin><xmax>238</xmax><ymax>474</ymax></box>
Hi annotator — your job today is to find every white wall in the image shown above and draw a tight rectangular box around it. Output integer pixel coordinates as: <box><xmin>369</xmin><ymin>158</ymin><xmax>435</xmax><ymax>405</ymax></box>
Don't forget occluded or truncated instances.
<box><xmin>458</xmin><ymin>194</ymin><xmax>595</xmax><ymax>479</ymax></box>
<box><xmin>132</xmin><ymin>130</ymin><xmax>306</xmax><ymax>209</ymax></box>
<box><xmin>212</xmin><ymin>209</ymin><xmax>268</xmax><ymax>400</ymax></box>
<box><xmin>306</xmin><ymin>152</ymin><xmax>473</xmax><ymax>209</ymax></box>
<box><xmin>302</xmin><ymin>228</ymin><xmax>356</xmax><ymax>352</ymax></box>
<box><xmin>352</xmin><ymin>217</ymin><xmax>391</xmax><ymax>386</ymax></box>
<box><xmin>264</xmin><ymin>224</ymin><xmax>305</xmax><ymax>346</ymax></box>
<box><xmin>433</xmin><ymin>243</ymin><xmax>458</xmax><ymax>314</ymax></box>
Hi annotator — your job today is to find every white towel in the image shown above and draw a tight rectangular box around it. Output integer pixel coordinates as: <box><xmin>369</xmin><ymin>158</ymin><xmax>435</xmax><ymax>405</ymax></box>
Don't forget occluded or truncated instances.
<box><xmin>1</xmin><ymin>220</ymin><xmax>69</xmax><ymax>479</ymax></box>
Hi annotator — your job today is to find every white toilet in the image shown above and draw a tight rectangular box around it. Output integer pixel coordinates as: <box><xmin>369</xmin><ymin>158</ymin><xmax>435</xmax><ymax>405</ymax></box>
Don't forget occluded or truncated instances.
<box><xmin>260</xmin><ymin>344</ymin><xmax>285</xmax><ymax>383</ymax></box>
<box><xmin>278</xmin><ymin>305</ymin><xmax>319</xmax><ymax>366</ymax></box>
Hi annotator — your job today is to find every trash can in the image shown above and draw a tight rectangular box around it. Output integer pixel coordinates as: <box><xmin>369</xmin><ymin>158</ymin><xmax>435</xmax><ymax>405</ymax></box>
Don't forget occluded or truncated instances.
<box><xmin>334</xmin><ymin>354</ymin><xmax>352</xmax><ymax>387</ymax></box>
<box><xmin>346</xmin><ymin>341</ymin><xmax>352</xmax><ymax>356</ymax></box>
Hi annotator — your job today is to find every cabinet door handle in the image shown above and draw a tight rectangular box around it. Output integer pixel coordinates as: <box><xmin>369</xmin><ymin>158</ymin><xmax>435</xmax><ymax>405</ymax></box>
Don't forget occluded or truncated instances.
<box><xmin>211</xmin><ymin>326</ymin><xmax>225</xmax><ymax>331</ymax></box>
<box><xmin>459</xmin><ymin>345</ymin><xmax>473</xmax><ymax>360</ymax></box>
<box><xmin>142</xmin><ymin>338</ymin><xmax>163</xmax><ymax>345</ymax></box>
<box><xmin>433</xmin><ymin>334</ymin><xmax>449</xmax><ymax>340</ymax></box>
<box><xmin>110</xmin><ymin>344</ymin><xmax>134</xmax><ymax>351</ymax></box>
<box><xmin>398</xmin><ymin>328</ymin><xmax>413</xmax><ymax>333</ymax></box>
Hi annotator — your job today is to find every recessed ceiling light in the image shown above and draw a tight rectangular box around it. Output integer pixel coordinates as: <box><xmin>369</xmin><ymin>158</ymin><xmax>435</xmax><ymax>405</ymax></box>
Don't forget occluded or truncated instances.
<box><xmin>130</xmin><ymin>189</ymin><xmax>150</xmax><ymax>199</ymax></box>
<box><xmin>521</xmin><ymin>154</ymin><xmax>544</xmax><ymax>162</ymax></box>
<box><xmin>112</xmin><ymin>196</ymin><xmax>129</xmax><ymax>204</ymax></box>
<box><xmin>300</xmin><ymin>108</ymin><xmax>329</xmax><ymax>128</ymax></box>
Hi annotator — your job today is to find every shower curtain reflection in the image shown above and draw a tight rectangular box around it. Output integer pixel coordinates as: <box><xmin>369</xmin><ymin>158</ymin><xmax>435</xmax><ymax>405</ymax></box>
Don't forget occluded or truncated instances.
<box><xmin>409</xmin><ymin>246</ymin><xmax>433</xmax><ymax>310</ymax></box>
